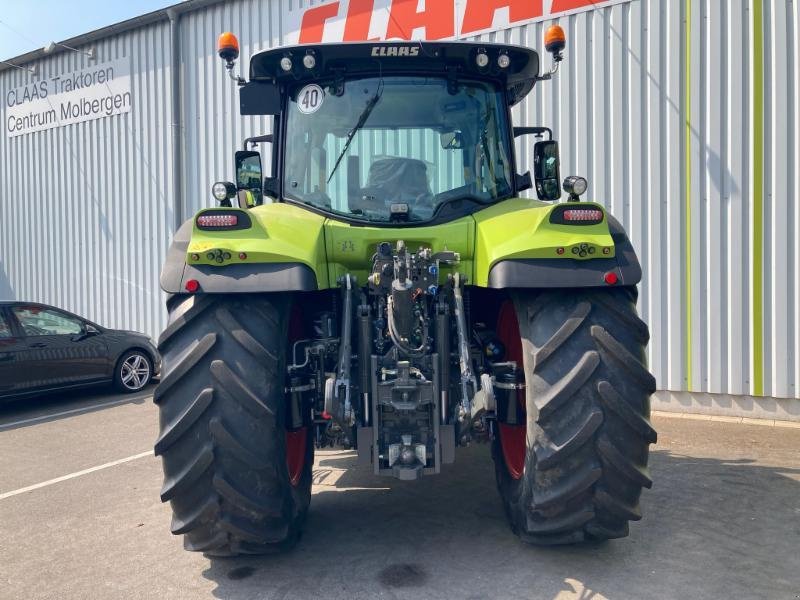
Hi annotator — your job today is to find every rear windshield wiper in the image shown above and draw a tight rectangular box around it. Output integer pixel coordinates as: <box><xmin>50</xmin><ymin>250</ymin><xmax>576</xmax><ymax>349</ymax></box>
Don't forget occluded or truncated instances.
<box><xmin>327</xmin><ymin>81</ymin><xmax>384</xmax><ymax>184</ymax></box>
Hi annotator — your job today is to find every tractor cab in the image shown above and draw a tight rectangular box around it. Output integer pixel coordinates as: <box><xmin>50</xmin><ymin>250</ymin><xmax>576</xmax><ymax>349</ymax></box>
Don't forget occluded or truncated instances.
<box><xmin>215</xmin><ymin>36</ymin><xmax>570</xmax><ymax>223</ymax></box>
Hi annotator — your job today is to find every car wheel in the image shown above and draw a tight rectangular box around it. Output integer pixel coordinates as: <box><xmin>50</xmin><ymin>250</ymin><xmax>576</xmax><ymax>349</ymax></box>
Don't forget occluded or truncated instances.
<box><xmin>115</xmin><ymin>350</ymin><xmax>153</xmax><ymax>393</ymax></box>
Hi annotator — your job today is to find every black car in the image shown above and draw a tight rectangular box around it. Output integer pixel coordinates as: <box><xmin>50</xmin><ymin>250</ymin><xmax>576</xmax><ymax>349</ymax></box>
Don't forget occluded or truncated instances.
<box><xmin>0</xmin><ymin>301</ymin><xmax>160</xmax><ymax>401</ymax></box>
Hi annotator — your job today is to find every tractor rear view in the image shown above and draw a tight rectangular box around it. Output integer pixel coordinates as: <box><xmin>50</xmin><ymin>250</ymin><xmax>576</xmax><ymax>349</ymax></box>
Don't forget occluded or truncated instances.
<box><xmin>154</xmin><ymin>26</ymin><xmax>656</xmax><ymax>556</ymax></box>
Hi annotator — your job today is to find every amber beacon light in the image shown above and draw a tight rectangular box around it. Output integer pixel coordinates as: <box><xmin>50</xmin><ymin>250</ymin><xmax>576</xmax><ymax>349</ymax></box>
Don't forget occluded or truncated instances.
<box><xmin>217</xmin><ymin>32</ymin><xmax>240</xmax><ymax>63</ymax></box>
<box><xmin>544</xmin><ymin>24</ymin><xmax>566</xmax><ymax>59</ymax></box>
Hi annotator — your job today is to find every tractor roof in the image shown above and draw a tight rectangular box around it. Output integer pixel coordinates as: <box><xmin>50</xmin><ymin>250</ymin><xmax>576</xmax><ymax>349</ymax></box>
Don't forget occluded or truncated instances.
<box><xmin>249</xmin><ymin>41</ymin><xmax>540</xmax><ymax>105</ymax></box>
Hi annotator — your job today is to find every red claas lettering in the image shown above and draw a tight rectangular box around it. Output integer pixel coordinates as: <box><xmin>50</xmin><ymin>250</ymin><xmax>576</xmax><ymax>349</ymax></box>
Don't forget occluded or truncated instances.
<box><xmin>299</xmin><ymin>1</ymin><xmax>340</xmax><ymax>44</ymax></box>
<box><xmin>461</xmin><ymin>0</ymin><xmax>542</xmax><ymax>35</ymax></box>
<box><xmin>551</xmin><ymin>0</ymin><xmax>596</xmax><ymax>12</ymax></box>
<box><xmin>297</xmin><ymin>0</ymin><xmax>601</xmax><ymax>44</ymax></box>
<box><xmin>344</xmin><ymin>0</ymin><xmax>377</xmax><ymax>41</ymax></box>
<box><xmin>386</xmin><ymin>0</ymin><xmax>455</xmax><ymax>40</ymax></box>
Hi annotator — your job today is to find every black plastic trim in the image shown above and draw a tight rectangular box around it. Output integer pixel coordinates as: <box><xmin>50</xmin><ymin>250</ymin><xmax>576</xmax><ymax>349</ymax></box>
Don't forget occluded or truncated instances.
<box><xmin>169</xmin><ymin>263</ymin><xmax>318</xmax><ymax>294</ymax></box>
<box><xmin>159</xmin><ymin>221</ymin><xmax>193</xmax><ymax>292</ymax></box>
<box><xmin>488</xmin><ymin>235</ymin><xmax>642</xmax><ymax>289</ymax></box>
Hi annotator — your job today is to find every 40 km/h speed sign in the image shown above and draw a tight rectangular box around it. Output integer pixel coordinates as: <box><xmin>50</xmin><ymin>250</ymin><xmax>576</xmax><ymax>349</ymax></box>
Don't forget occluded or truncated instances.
<box><xmin>297</xmin><ymin>84</ymin><xmax>324</xmax><ymax>114</ymax></box>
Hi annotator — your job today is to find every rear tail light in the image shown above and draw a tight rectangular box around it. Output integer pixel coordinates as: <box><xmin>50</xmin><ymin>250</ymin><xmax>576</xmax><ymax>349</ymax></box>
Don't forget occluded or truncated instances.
<box><xmin>197</xmin><ymin>214</ymin><xmax>238</xmax><ymax>228</ymax></box>
<box><xmin>549</xmin><ymin>205</ymin><xmax>604</xmax><ymax>225</ymax></box>
<box><xmin>563</xmin><ymin>209</ymin><xmax>604</xmax><ymax>222</ymax></box>
<box><xmin>604</xmin><ymin>272</ymin><xmax>618</xmax><ymax>285</ymax></box>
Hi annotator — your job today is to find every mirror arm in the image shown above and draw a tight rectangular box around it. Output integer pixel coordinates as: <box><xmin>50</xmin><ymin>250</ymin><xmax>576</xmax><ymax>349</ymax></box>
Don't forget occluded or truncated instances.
<box><xmin>514</xmin><ymin>126</ymin><xmax>552</xmax><ymax>140</ymax></box>
<box><xmin>242</xmin><ymin>134</ymin><xmax>274</xmax><ymax>150</ymax></box>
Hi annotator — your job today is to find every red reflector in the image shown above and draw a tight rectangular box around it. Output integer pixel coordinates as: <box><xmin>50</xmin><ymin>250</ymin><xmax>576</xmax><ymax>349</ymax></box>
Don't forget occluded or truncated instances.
<box><xmin>556</xmin><ymin>247</ymin><xmax>565</xmax><ymax>255</ymax></box>
<box><xmin>563</xmin><ymin>209</ymin><xmax>603</xmax><ymax>222</ymax></box>
<box><xmin>197</xmin><ymin>214</ymin><xmax>238</xmax><ymax>227</ymax></box>
<box><xmin>239</xmin><ymin>252</ymin><xmax>247</xmax><ymax>260</ymax></box>
<box><xmin>604</xmin><ymin>272</ymin><xmax>618</xmax><ymax>285</ymax></box>
<box><xmin>185</xmin><ymin>279</ymin><xmax>200</xmax><ymax>293</ymax></box>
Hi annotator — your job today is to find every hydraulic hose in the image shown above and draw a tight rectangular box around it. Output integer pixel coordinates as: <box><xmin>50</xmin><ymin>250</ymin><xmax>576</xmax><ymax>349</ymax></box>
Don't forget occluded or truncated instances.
<box><xmin>387</xmin><ymin>296</ymin><xmax>428</xmax><ymax>357</ymax></box>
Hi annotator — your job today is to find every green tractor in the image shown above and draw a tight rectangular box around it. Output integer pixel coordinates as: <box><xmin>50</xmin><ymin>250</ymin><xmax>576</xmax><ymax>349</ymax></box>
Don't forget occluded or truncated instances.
<box><xmin>154</xmin><ymin>26</ymin><xmax>657</xmax><ymax>556</ymax></box>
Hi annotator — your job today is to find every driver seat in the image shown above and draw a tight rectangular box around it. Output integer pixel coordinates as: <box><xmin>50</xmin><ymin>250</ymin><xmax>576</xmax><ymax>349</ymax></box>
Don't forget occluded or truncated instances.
<box><xmin>353</xmin><ymin>158</ymin><xmax>431</xmax><ymax>212</ymax></box>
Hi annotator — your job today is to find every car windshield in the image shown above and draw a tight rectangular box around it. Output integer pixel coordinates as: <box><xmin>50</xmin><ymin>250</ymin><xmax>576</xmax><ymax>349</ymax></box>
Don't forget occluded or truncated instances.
<box><xmin>283</xmin><ymin>76</ymin><xmax>513</xmax><ymax>222</ymax></box>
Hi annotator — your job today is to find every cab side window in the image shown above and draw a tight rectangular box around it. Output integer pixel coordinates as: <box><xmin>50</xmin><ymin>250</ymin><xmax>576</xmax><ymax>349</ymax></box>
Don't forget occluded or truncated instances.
<box><xmin>0</xmin><ymin>313</ymin><xmax>12</xmax><ymax>338</ymax></box>
<box><xmin>13</xmin><ymin>307</ymin><xmax>83</xmax><ymax>336</ymax></box>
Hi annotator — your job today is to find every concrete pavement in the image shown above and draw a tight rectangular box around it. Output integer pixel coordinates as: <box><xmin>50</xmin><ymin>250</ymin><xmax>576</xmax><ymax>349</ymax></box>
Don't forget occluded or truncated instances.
<box><xmin>1</xmin><ymin>387</ymin><xmax>799</xmax><ymax>600</ymax></box>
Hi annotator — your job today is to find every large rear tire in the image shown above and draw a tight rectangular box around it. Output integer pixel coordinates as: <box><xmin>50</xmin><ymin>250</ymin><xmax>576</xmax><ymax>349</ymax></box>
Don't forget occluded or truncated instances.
<box><xmin>493</xmin><ymin>288</ymin><xmax>657</xmax><ymax>544</ymax></box>
<box><xmin>154</xmin><ymin>294</ymin><xmax>313</xmax><ymax>556</ymax></box>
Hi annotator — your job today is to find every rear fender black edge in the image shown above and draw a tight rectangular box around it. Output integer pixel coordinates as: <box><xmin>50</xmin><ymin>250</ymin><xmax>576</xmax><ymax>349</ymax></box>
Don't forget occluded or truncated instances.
<box><xmin>487</xmin><ymin>215</ymin><xmax>642</xmax><ymax>288</ymax></box>
<box><xmin>159</xmin><ymin>221</ymin><xmax>318</xmax><ymax>293</ymax></box>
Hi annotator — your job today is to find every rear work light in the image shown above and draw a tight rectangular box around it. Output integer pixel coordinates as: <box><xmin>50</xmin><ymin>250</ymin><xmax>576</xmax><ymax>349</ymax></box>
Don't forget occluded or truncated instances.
<box><xmin>197</xmin><ymin>214</ymin><xmax>238</xmax><ymax>228</ymax></box>
<box><xmin>563</xmin><ymin>209</ymin><xmax>604</xmax><ymax>222</ymax></box>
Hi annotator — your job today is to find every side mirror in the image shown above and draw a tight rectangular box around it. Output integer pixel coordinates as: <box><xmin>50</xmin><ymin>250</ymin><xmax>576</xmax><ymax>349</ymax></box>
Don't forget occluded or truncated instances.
<box><xmin>440</xmin><ymin>130</ymin><xmax>465</xmax><ymax>150</ymax></box>
<box><xmin>73</xmin><ymin>323</ymin><xmax>99</xmax><ymax>342</ymax></box>
<box><xmin>533</xmin><ymin>140</ymin><xmax>561</xmax><ymax>201</ymax></box>
<box><xmin>235</xmin><ymin>150</ymin><xmax>263</xmax><ymax>207</ymax></box>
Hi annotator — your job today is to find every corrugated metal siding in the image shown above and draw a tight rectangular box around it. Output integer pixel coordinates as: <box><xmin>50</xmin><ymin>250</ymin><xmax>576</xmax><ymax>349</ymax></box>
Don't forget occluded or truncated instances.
<box><xmin>465</xmin><ymin>0</ymin><xmax>798</xmax><ymax>400</ymax></box>
<box><xmin>1</xmin><ymin>0</ymin><xmax>798</xmax><ymax>400</ymax></box>
<box><xmin>0</xmin><ymin>21</ymin><xmax>173</xmax><ymax>341</ymax></box>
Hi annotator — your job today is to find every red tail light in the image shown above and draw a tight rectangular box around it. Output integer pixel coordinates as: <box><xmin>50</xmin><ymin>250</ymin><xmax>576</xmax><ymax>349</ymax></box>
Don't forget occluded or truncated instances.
<box><xmin>604</xmin><ymin>272</ymin><xmax>618</xmax><ymax>285</ymax></box>
<box><xmin>197</xmin><ymin>214</ymin><xmax>238</xmax><ymax>228</ymax></box>
<box><xmin>563</xmin><ymin>209</ymin><xmax>603</xmax><ymax>222</ymax></box>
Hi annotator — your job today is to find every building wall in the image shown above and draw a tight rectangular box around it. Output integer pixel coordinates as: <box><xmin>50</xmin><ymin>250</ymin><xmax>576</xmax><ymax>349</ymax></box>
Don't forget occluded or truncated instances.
<box><xmin>1</xmin><ymin>0</ymin><xmax>798</xmax><ymax>411</ymax></box>
<box><xmin>0</xmin><ymin>21</ymin><xmax>175</xmax><ymax>344</ymax></box>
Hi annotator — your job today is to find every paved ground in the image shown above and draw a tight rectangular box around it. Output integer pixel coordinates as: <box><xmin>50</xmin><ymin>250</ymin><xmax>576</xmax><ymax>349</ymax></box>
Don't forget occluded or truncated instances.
<box><xmin>1</xmin><ymin>388</ymin><xmax>799</xmax><ymax>600</ymax></box>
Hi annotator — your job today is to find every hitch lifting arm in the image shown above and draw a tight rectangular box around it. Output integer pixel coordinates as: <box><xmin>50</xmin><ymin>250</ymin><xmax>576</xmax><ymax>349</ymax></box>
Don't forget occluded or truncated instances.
<box><xmin>325</xmin><ymin>274</ymin><xmax>356</xmax><ymax>425</ymax></box>
<box><xmin>452</xmin><ymin>273</ymin><xmax>477</xmax><ymax>428</ymax></box>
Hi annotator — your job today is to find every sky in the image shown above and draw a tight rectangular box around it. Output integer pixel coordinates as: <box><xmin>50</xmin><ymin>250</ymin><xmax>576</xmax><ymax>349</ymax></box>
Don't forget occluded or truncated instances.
<box><xmin>0</xmin><ymin>0</ymin><xmax>180</xmax><ymax>62</ymax></box>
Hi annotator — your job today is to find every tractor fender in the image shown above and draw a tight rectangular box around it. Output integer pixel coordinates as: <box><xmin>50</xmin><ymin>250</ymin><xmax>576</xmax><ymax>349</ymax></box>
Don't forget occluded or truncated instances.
<box><xmin>487</xmin><ymin>215</ymin><xmax>642</xmax><ymax>289</ymax></box>
<box><xmin>159</xmin><ymin>219</ymin><xmax>318</xmax><ymax>294</ymax></box>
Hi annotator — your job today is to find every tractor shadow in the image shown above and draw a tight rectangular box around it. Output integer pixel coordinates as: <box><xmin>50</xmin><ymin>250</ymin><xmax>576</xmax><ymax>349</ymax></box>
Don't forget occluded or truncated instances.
<box><xmin>202</xmin><ymin>439</ymin><xmax>800</xmax><ymax>600</ymax></box>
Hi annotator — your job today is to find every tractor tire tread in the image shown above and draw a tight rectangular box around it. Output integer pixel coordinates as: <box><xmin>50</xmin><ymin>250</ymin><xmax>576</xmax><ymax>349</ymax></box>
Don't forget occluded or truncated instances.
<box><xmin>154</xmin><ymin>294</ymin><xmax>311</xmax><ymax>556</ymax></box>
<box><xmin>493</xmin><ymin>288</ymin><xmax>656</xmax><ymax>546</ymax></box>
<box><xmin>170</xmin><ymin>495</ymin><xmax>219</xmax><ymax>535</ymax></box>
<box><xmin>154</xmin><ymin>388</ymin><xmax>214</xmax><ymax>456</ymax></box>
<box><xmin>153</xmin><ymin>333</ymin><xmax>217</xmax><ymax>405</ymax></box>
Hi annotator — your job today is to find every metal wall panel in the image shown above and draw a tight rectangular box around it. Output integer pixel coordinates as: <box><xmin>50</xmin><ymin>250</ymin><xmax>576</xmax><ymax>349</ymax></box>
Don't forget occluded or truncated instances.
<box><xmin>1</xmin><ymin>0</ymin><xmax>798</xmax><ymax>401</ymax></box>
<box><xmin>0</xmin><ymin>22</ymin><xmax>173</xmax><ymax>342</ymax></box>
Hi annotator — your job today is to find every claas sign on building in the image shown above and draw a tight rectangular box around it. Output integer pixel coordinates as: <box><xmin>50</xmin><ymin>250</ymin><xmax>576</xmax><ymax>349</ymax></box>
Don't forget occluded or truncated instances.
<box><xmin>289</xmin><ymin>0</ymin><xmax>628</xmax><ymax>44</ymax></box>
